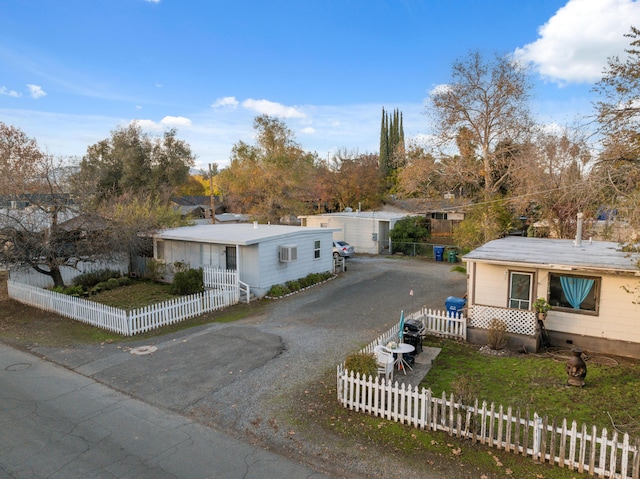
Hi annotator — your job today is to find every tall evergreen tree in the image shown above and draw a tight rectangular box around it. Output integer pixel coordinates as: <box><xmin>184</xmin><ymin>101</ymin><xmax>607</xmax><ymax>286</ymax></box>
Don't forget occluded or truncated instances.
<box><xmin>379</xmin><ymin>107</ymin><xmax>406</xmax><ymax>188</ymax></box>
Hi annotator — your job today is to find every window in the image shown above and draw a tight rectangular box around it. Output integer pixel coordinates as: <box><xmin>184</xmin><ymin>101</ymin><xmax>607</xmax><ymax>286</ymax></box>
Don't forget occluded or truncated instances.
<box><xmin>314</xmin><ymin>240</ymin><xmax>321</xmax><ymax>259</ymax></box>
<box><xmin>549</xmin><ymin>273</ymin><xmax>599</xmax><ymax>314</ymax></box>
<box><xmin>156</xmin><ymin>240</ymin><xmax>165</xmax><ymax>261</ymax></box>
<box><xmin>431</xmin><ymin>212</ymin><xmax>447</xmax><ymax>220</ymax></box>
<box><xmin>509</xmin><ymin>272</ymin><xmax>532</xmax><ymax>309</ymax></box>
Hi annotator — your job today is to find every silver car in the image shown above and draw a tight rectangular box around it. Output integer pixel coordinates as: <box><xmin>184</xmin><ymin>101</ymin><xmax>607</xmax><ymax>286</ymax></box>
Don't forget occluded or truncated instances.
<box><xmin>333</xmin><ymin>240</ymin><xmax>355</xmax><ymax>258</ymax></box>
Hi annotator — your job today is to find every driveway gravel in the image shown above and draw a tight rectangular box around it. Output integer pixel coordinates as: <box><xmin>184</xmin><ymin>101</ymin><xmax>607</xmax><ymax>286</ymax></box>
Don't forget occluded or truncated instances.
<box><xmin>33</xmin><ymin>256</ymin><xmax>467</xmax><ymax>478</ymax></box>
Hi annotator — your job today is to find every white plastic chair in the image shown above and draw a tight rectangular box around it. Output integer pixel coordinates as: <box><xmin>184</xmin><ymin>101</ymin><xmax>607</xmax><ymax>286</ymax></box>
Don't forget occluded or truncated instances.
<box><xmin>374</xmin><ymin>345</ymin><xmax>394</xmax><ymax>383</ymax></box>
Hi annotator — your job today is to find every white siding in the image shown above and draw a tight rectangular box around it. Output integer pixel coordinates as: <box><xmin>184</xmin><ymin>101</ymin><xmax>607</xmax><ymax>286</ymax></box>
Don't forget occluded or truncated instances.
<box><xmin>154</xmin><ymin>229</ymin><xmax>334</xmax><ymax>298</ymax></box>
<box><xmin>304</xmin><ymin>215</ymin><xmax>392</xmax><ymax>254</ymax></box>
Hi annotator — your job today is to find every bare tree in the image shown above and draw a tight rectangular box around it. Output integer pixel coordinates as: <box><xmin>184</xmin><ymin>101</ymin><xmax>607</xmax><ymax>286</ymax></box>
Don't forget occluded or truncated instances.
<box><xmin>593</xmin><ymin>26</ymin><xmax>640</xmax><ymax>164</ymax></box>
<box><xmin>428</xmin><ymin>51</ymin><xmax>534</xmax><ymax>201</ymax></box>
<box><xmin>0</xmin><ymin>123</ymin><xmax>156</xmax><ymax>287</ymax></box>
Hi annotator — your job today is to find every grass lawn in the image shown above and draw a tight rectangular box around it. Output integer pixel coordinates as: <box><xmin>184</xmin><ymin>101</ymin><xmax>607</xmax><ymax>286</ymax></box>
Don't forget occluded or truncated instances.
<box><xmin>0</xmin><ymin>274</ymin><xmax>266</xmax><ymax>347</ymax></box>
<box><xmin>420</xmin><ymin>336</ymin><xmax>640</xmax><ymax>438</ymax></box>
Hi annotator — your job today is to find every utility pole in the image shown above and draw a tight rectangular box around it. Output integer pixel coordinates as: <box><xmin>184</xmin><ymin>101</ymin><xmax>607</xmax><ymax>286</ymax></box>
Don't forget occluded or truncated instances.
<box><xmin>209</xmin><ymin>163</ymin><xmax>216</xmax><ymax>224</ymax></box>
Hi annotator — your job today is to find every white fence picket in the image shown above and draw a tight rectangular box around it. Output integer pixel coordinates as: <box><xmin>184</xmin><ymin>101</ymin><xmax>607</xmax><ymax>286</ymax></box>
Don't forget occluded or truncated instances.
<box><xmin>337</xmin><ymin>316</ymin><xmax>640</xmax><ymax>479</ymax></box>
<box><xmin>7</xmin><ymin>280</ymin><xmax>238</xmax><ymax>336</ymax></box>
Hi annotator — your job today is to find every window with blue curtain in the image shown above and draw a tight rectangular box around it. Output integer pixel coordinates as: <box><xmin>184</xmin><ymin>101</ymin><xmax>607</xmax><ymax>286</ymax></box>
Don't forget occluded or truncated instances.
<box><xmin>549</xmin><ymin>273</ymin><xmax>599</xmax><ymax>313</ymax></box>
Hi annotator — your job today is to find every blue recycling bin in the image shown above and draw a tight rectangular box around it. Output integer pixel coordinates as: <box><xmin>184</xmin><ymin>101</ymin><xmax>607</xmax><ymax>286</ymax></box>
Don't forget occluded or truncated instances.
<box><xmin>434</xmin><ymin>246</ymin><xmax>445</xmax><ymax>261</ymax></box>
<box><xmin>445</xmin><ymin>296</ymin><xmax>466</xmax><ymax>318</ymax></box>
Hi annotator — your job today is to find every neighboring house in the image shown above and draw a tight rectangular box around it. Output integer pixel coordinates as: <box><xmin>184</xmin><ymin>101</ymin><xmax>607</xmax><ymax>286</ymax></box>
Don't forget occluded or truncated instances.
<box><xmin>298</xmin><ymin>211</ymin><xmax>414</xmax><ymax>254</ymax></box>
<box><xmin>170</xmin><ymin>196</ymin><xmax>222</xmax><ymax>220</ymax></box>
<box><xmin>153</xmin><ymin>223</ymin><xmax>338</xmax><ymax>298</ymax></box>
<box><xmin>463</xmin><ymin>236</ymin><xmax>640</xmax><ymax>359</ymax></box>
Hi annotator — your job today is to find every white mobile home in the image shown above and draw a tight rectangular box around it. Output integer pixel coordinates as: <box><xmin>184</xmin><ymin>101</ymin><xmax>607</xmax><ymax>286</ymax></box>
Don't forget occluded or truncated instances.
<box><xmin>299</xmin><ymin>211</ymin><xmax>414</xmax><ymax>255</ymax></box>
<box><xmin>153</xmin><ymin>223</ymin><xmax>338</xmax><ymax>298</ymax></box>
<box><xmin>463</xmin><ymin>236</ymin><xmax>640</xmax><ymax>358</ymax></box>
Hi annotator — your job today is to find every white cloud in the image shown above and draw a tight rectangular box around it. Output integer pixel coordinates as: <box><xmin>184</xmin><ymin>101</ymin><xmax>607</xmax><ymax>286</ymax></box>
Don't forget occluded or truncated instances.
<box><xmin>211</xmin><ymin>96</ymin><xmax>239</xmax><ymax>109</ymax></box>
<box><xmin>146</xmin><ymin>0</ymin><xmax>160</xmax><ymax>3</ymax></box>
<box><xmin>0</xmin><ymin>86</ymin><xmax>21</xmax><ymax>97</ymax></box>
<box><xmin>27</xmin><ymin>84</ymin><xmax>46</xmax><ymax>99</ymax></box>
<box><xmin>133</xmin><ymin>116</ymin><xmax>192</xmax><ymax>131</ymax></box>
<box><xmin>428</xmin><ymin>84</ymin><xmax>451</xmax><ymax>96</ymax></box>
<box><xmin>514</xmin><ymin>0</ymin><xmax>640</xmax><ymax>84</ymax></box>
<box><xmin>241</xmin><ymin>98</ymin><xmax>306</xmax><ymax>118</ymax></box>
<box><xmin>301</xmin><ymin>126</ymin><xmax>315</xmax><ymax>134</ymax></box>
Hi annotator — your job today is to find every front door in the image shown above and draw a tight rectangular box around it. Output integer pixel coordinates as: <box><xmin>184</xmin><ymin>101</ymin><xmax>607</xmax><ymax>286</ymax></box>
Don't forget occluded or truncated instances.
<box><xmin>225</xmin><ymin>246</ymin><xmax>237</xmax><ymax>270</ymax></box>
<box><xmin>509</xmin><ymin>272</ymin><xmax>533</xmax><ymax>309</ymax></box>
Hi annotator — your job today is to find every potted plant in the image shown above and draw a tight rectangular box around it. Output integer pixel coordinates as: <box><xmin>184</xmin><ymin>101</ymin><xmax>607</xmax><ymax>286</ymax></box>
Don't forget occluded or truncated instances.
<box><xmin>533</xmin><ymin>298</ymin><xmax>552</xmax><ymax>320</ymax></box>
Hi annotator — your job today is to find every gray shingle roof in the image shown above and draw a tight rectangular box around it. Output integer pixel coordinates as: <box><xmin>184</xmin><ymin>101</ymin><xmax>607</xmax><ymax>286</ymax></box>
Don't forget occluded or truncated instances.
<box><xmin>463</xmin><ymin>237</ymin><xmax>640</xmax><ymax>274</ymax></box>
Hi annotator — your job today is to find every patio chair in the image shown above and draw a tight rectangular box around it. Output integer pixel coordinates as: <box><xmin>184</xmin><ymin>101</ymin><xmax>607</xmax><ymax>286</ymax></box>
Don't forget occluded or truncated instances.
<box><xmin>374</xmin><ymin>345</ymin><xmax>394</xmax><ymax>383</ymax></box>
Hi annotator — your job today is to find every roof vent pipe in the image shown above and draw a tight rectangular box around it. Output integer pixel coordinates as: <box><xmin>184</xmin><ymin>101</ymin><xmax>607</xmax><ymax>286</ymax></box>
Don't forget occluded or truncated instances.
<box><xmin>575</xmin><ymin>212</ymin><xmax>583</xmax><ymax>247</ymax></box>
<box><xmin>253</xmin><ymin>221</ymin><xmax>258</xmax><ymax>229</ymax></box>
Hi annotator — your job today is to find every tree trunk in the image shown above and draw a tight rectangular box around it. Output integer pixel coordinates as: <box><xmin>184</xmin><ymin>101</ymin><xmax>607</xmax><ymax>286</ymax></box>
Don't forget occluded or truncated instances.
<box><xmin>50</xmin><ymin>267</ymin><xmax>65</xmax><ymax>288</ymax></box>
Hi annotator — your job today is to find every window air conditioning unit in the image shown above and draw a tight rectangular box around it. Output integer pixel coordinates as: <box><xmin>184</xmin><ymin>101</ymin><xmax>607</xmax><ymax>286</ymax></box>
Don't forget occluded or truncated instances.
<box><xmin>279</xmin><ymin>245</ymin><xmax>298</xmax><ymax>263</ymax></box>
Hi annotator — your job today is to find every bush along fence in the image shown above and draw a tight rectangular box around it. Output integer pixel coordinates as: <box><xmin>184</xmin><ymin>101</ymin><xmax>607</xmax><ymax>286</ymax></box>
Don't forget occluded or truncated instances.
<box><xmin>337</xmin><ymin>311</ymin><xmax>640</xmax><ymax>479</ymax></box>
<box><xmin>7</xmin><ymin>280</ymin><xmax>237</xmax><ymax>336</ymax></box>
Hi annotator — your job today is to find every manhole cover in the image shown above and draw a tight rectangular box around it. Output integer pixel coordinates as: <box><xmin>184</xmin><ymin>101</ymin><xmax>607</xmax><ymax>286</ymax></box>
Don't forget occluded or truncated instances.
<box><xmin>6</xmin><ymin>363</ymin><xmax>32</xmax><ymax>371</ymax></box>
<box><xmin>130</xmin><ymin>345</ymin><xmax>158</xmax><ymax>356</ymax></box>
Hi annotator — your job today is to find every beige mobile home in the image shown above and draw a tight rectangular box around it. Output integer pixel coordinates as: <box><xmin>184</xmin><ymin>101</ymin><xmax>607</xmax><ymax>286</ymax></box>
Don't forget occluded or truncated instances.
<box><xmin>299</xmin><ymin>211</ymin><xmax>414</xmax><ymax>255</ymax></box>
<box><xmin>463</xmin><ymin>236</ymin><xmax>640</xmax><ymax>358</ymax></box>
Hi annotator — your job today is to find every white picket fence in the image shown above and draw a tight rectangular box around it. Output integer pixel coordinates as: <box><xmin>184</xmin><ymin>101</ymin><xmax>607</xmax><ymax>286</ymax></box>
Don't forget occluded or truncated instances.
<box><xmin>7</xmin><ymin>280</ymin><xmax>237</xmax><ymax>336</ymax></box>
<box><xmin>407</xmin><ymin>307</ymin><xmax>467</xmax><ymax>340</ymax></box>
<box><xmin>337</xmin><ymin>313</ymin><xmax>640</xmax><ymax>479</ymax></box>
<box><xmin>203</xmin><ymin>266</ymin><xmax>250</xmax><ymax>304</ymax></box>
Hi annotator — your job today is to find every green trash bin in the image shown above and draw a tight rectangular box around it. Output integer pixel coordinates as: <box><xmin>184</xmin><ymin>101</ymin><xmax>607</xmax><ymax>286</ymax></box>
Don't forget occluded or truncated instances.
<box><xmin>447</xmin><ymin>249</ymin><xmax>458</xmax><ymax>263</ymax></box>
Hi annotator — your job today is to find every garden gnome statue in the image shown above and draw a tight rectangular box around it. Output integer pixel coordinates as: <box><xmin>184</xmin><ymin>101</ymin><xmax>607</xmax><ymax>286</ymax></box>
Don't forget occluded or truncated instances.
<box><xmin>566</xmin><ymin>349</ymin><xmax>587</xmax><ymax>387</ymax></box>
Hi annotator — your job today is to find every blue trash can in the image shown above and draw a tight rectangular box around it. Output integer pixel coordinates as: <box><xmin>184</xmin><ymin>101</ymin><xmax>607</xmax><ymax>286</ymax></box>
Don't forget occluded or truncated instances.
<box><xmin>445</xmin><ymin>296</ymin><xmax>466</xmax><ymax>318</ymax></box>
<box><xmin>434</xmin><ymin>246</ymin><xmax>445</xmax><ymax>261</ymax></box>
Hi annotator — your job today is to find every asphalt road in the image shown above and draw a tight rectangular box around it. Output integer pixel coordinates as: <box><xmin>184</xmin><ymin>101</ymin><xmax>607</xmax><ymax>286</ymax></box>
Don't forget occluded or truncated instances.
<box><xmin>3</xmin><ymin>256</ymin><xmax>467</xmax><ymax>478</ymax></box>
<box><xmin>0</xmin><ymin>343</ymin><xmax>331</xmax><ymax>479</ymax></box>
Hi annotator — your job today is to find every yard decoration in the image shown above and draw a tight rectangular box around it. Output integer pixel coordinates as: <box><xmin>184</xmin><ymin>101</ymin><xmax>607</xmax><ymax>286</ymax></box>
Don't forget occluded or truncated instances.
<box><xmin>566</xmin><ymin>348</ymin><xmax>587</xmax><ymax>387</ymax></box>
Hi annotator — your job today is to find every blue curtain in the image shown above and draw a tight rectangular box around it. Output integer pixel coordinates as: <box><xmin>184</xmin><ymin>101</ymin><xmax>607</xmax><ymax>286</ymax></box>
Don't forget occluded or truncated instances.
<box><xmin>398</xmin><ymin>310</ymin><xmax>405</xmax><ymax>342</ymax></box>
<box><xmin>560</xmin><ymin>276</ymin><xmax>594</xmax><ymax>309</ymax></box>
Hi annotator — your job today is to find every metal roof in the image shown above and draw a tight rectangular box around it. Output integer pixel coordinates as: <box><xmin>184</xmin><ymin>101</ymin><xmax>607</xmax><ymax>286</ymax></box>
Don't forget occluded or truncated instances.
<box><xmin>155</xmin><ymin>223</ymin><xmax>338</xmax><ymax>246</ymax></box>
<box><xmin>463</xmin><ymin>237</ymin><xmax>640</xmax><ymax>274</ymax></box>
<box><xmin>298</xmin><ymin>211</ymin><xmax>415</xmax><ymax>221</ymax></box>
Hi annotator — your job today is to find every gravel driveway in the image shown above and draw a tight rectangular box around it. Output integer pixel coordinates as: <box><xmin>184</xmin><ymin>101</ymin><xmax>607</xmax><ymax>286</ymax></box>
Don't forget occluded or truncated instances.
<box><xmin>34</xmin><ymin>255</ymin><xmax>467</xmax><ymax>478</ymax></box>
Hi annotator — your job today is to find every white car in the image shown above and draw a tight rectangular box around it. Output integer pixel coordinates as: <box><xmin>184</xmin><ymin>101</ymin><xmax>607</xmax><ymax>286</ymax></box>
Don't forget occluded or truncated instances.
<box><xmin>333</xmin><ymin>240</ymin><xmax>355</xmax><ymax>258</ymax></box>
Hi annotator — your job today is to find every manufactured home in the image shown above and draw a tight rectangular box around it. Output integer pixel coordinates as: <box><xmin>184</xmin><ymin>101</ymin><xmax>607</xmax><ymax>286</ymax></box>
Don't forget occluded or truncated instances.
<box><xmin>463</xmin><ymin>236</ymin><xmax>640</xmax><ymax>358</ymax></box>
<box><xmin>153</xmin><ymin>223</ymin><xmax>338</xmax><ymax>298</ymax></box>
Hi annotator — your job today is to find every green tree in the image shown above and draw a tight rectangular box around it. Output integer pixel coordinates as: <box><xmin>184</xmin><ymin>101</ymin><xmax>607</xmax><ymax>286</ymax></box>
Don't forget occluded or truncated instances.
<box><xmin>452</xmin><ymin>200</ymin><xmax>514</xmax><ymax>250</ymax></box>
<box><xmin>389</xmin><ymin>216</ymin><xmax>430</xmax><ymax>256</ymax></box>
<box><xmin>76</xmin><ymin>123</ymin><xmax>195</xmax><ymax>204</ymax></box>
<box><xmin>379</xmin><ymin>107</ymin><xmax>405</xmax><ymax>190</ymax></box>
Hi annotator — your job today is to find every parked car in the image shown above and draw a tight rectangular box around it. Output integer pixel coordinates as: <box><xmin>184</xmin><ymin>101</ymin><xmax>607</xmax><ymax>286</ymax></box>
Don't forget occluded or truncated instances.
<box><xmin>333</xmin><ymin>240</ymin><xmax>355</xmax><ymax>258</ymax></box>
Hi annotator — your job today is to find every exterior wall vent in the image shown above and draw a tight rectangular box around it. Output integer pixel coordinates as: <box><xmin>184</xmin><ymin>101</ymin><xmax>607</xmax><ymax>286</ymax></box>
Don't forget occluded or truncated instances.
<box><xmin>279</xmin><ymin>245</ymin><xmax>298</xmax><ymax>263</ymax></box>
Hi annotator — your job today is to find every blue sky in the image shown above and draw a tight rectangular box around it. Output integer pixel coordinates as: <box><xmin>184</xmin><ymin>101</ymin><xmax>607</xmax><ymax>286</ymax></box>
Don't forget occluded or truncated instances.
<box><xmin>1</xmin><ymin>0</ymin><xmax>638</xmax><ymax>169</ymax></box>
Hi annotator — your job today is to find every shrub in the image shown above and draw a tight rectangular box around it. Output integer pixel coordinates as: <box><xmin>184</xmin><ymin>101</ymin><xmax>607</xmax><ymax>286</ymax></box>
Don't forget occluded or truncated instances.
<box><xmin>285</xmin><ymin>280</ymin><xmax>301</xmax><ymax>292</ymax></box>
<box><xmin>73</xmin><ymin>269</ymin><xmax>121</xmax><ymax>288</ymax></box>
<box><xmin>106</xmin><ymin>277</ymin><xmax>120</xmax><ymax>289</ymax></box>
<box><xmin>344</xmin><ymin>352</ymin><xmax>377</xmax><ymax>378</ymax></box>
<box><xmin>51</xmin><ymin>285</ymin><xmax>86</xmax><ymax>296</ymax></box>
<box><xmin>266</xmin><ymin>284</ymin><xmax>290</xmax><ymax>297</ymax></box>
<box><xmin>487</xmin><ymin>318</ymin><xmax>508</xmax><ymax>350</ymax></box>
<box><xmin>145</xmin><ymin>259</ymin><xmax>164</xmax><ymax>282</ymax></box>
<box><xmin>450</xmin><ymin>373</ymin><xmax>480</xmax><ymax>406</ymax></box>
<box><xmin>170</xmin><ymin>268</ymin><xmax>204</xmax><ymax>295</ymax></box>
<box><xmin>117</xmin><ymin>276</ymin><xmax>132</xmax><ymax>287</ymax></box>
